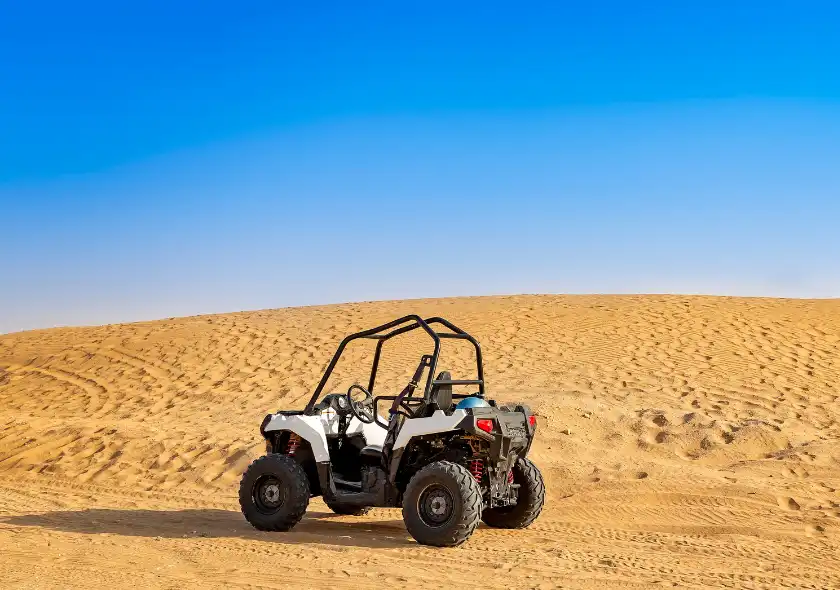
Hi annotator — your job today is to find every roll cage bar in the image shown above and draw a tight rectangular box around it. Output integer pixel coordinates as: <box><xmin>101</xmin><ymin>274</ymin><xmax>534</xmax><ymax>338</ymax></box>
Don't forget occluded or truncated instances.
<box><xmin>303</xmin><ymin>315</ymin><xmax>485</xmax><ymax>413</ymax></box>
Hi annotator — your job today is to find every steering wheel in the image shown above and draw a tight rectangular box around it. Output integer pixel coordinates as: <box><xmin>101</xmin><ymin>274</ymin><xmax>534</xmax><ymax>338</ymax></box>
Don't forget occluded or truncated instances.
<box><xmin>346</xmin><ymin>384</ymin><xmax>375</xmax><ymax>424</ymax></box>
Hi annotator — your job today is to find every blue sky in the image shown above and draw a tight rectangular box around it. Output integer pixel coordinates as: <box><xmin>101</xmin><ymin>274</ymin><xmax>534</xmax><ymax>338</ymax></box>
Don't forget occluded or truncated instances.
<box><xmin>2</xmin><ymin>1</ymin><xmax>839</xmax><ymax>333</ymax></box>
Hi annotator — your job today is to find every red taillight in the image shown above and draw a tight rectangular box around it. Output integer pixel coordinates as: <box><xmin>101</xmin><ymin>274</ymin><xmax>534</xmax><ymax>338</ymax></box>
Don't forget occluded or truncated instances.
<box><xmin>476</xmin><ymin>419</ymin><xmax>494</xmax><ymax>433</ymax></box>
<box><xmin>528</xmin><ymin>415</ymin><xmax>536</xmax><ymax>427</ymax></box>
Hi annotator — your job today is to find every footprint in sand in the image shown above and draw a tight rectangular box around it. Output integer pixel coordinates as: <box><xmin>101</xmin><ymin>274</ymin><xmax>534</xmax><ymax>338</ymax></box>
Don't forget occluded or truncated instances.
<box><xmin>778</xmin><ymin>496</ymin><xmax>801</xmax><ymax>511</ymax></box>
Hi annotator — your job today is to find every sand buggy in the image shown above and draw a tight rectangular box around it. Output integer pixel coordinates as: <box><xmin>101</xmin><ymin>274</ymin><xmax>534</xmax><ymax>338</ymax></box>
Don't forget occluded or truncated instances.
<box><xmin>239</xmin><ymin>315</ymin><xmax>544</xmax><ymax>546</ymax></box>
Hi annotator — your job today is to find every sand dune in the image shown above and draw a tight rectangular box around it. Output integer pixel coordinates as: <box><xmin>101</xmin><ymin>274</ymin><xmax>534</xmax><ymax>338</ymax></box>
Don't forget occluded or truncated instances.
<box><xmin>1</xmin><ymin>294</ymin><xmax>839</xmax><ymax>589</ymax></box>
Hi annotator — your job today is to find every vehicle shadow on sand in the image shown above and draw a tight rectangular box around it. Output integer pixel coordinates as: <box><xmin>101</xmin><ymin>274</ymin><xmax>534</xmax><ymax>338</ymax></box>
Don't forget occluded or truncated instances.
<box><xmin>3</xmin><ymin>508</ymin><xmax>414</xmax><ymax>549</ymax></box>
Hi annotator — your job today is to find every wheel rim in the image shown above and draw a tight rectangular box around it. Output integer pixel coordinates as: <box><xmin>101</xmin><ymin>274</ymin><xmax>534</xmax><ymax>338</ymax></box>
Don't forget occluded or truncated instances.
<box><xmin>253</xmin><ymin>475</ymin><xmax>287</xmax><ymax>514</ymax></box>
<box><xmin>417</xmin><ymin>484</ymin><xmax>455</xmax><ymax>527</ymax></box>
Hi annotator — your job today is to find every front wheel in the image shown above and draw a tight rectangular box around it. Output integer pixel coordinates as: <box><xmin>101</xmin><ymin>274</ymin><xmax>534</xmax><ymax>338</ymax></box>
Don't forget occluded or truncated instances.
<box><xmin>239</xmin><ymin>454</ymin><xmax>309</xmax><ymax>531</ymax></box>
<box><xmin>481</xmin><ymin>458</ymin><xmax>545</xmax><ymax>529</ymax></box>
<box><xmin>402</xmin><ymin>461</ymin><xmax>482</xmax><ymax>547</ymax></box>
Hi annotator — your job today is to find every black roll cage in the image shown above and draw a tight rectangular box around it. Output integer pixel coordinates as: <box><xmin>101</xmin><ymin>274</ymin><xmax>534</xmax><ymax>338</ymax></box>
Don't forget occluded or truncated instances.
<box><xmin>303</xmin><ymin>315</ymin><xmax>485</xmax><ymax>414</ymax></box>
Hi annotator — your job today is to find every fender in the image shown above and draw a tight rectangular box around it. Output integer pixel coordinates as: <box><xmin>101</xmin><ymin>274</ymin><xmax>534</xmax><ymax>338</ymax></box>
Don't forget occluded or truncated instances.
<box><xmin>386</xmin><ymin>409</ymin><xmax>469</xmax><ymax>483</ymax></box>
<box><xmin>391</xmin><ymin>409</ymin><xmax>468</xmax><ymax>452</ymax></box>
<box><xmin>263</xmin><ymin>414</ymin><xmax>330</xmax><ymax>461</ymax></box>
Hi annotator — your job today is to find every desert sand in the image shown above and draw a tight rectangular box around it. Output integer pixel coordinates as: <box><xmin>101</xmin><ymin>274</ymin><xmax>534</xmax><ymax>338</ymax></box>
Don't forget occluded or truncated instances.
<box><xmin>1</xmin><ymin>294</ymin><xmax>839</xmax><ymax>589</ymax></box>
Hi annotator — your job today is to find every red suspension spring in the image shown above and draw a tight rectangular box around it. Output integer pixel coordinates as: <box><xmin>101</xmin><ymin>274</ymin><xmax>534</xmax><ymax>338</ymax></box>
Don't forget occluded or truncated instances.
<box><xmin>285</xmin><ymin>434</ymin><xmax>301</xmax><ymax>456</ymax></box>
<box><xmin>469</xmin><ymin>459</ymin><xmax>484</xmax><ymax>482</ymax></box>
<box><xmin>508</xmin><ymin>470</ymin><xmax>514</xmax><ymax>483</ymax></box>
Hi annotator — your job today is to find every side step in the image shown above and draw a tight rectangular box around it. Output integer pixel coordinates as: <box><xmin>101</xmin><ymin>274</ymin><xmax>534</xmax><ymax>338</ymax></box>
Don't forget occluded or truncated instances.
<box><xmin>332</xmin><ymin>476</ymin><xmax>362</xmax><ymax>491</ymax></box>
<box><xmin>331</xmin><ymin>489</ymin><xmax>381</xmax><ymax>506</ymax></box>
<box><xmin>318</xmin><ymin>462</ymin><xmax>388</xmax><ymax>507</ymax></box>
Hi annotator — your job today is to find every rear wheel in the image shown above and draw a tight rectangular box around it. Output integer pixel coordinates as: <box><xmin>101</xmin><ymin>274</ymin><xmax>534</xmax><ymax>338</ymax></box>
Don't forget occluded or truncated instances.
<box><xmin>402</xmin><ymin>461</ymin><xmax>482</xmax><ymax>547</ymax></box>
<box><xmin>481</xmin><ymin>458</ymin><xmax>545</xmax><ymax>529</ymax></box>
<box><xmin>239</xmin><ymin>454</ymin><xmax>309</xmax><ymax>531</ymax></box>
<box><xmin>325</xmin><ymin>501</ymin><xmax>371</xmax><ymax>516</ymax></box>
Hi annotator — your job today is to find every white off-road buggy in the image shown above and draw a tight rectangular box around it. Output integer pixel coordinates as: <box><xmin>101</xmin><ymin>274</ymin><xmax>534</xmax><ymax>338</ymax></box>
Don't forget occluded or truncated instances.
<box><xmin>239</xmin><ymin>315</ymin><xmax>544</xmax><ymax>547</ymax></box>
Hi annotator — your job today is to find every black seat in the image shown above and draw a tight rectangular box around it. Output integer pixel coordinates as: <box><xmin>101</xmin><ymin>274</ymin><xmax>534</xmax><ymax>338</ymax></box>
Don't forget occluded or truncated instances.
<box><xmin>424</xmin><ymin>371</ymin><xmax>454</xmax><ymax>416</ymax></box>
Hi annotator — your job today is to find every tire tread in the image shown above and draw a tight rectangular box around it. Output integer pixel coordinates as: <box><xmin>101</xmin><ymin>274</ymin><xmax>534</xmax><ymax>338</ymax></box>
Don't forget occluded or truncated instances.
<box><xmin>402</xmin><ymin>460</ymin><xmax>483</xmax><ymax>547</ymax></box>
<box><xmin>239</xmin><ymin>453</ymin><xmax>309</xmax><ymax>532</ymax></box>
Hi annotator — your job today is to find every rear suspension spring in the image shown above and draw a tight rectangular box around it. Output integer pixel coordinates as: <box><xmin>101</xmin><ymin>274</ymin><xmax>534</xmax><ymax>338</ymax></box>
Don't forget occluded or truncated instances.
<box><xmin>469</xmin><ymin>459</ymin><xmax>484</xmax><ymax>482</ymax></box>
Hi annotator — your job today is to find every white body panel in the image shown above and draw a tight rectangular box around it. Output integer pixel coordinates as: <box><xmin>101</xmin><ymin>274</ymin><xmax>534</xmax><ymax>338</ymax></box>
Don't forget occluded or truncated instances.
<box><xmin>392</xmin><ymin>409</ymin><xmax>468</xmax><ymax>451</ymax></box>
<box><xmin>263</xmin><ymin>409</ymin><xmax>386</xmax><ymax>462</ymax></box>
<box><xmin>346</xmin><ymin>416</ymin><xmax>388</xmax><ymax>447</ymax></box>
